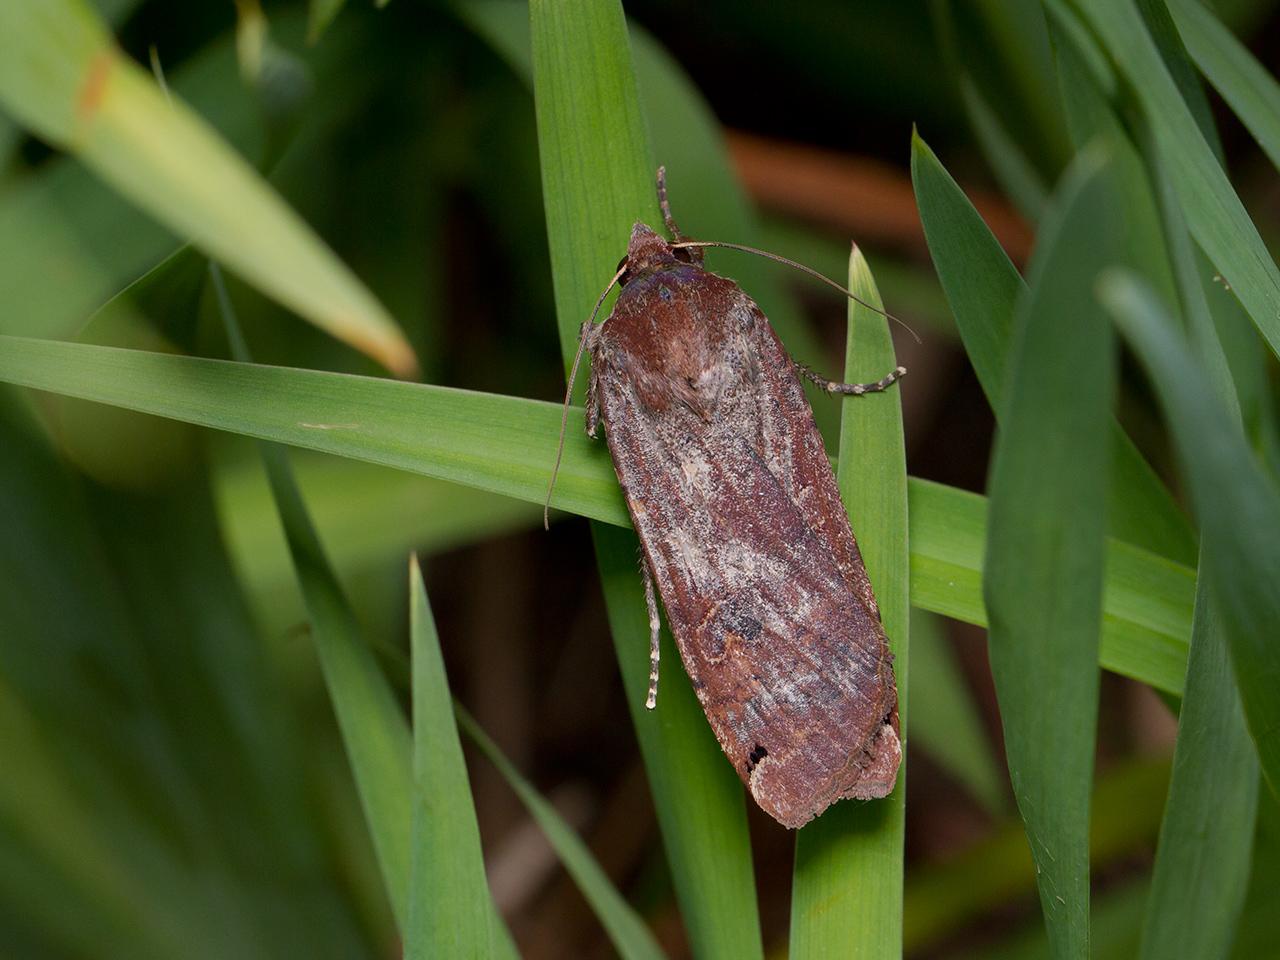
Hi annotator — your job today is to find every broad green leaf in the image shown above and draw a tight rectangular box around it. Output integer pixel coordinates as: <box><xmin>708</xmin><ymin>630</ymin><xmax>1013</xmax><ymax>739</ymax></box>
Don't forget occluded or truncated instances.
<box><xmin>910</xmin><ymin>130</ymin><xmax>1195</xmax><ymax>565</ymax></box>
<box><xmin>0</xmin><ymin>0</ymin><xmax>415</xmax><ymax>375</ymax></box>
<box><xmin>0</xmin><ymin>334</ymin><xmax>1194</xmax><ymax>697</ymax></box>
<box><xmin>983</xmin><ymin>155</ymin><xmax>1117</xmax><ymax>959</ymax></box>
<box><xmin>213</xmin><ymin>267</ymin><xmax>413</xmax><ymax>927</ymax></box>
<box><xmin>528</xmin><ymin>1</ymin><xmax>763</xmax><ymax>957</ymax></box>
<box><xmin>790</xmin><ymin>250</ymin><xmax>908</xmax><ymax>959</ymax></box>
<box><xmin>458</xmin><ymin>707</ymin><xmax>666</xmax><ymax>960</ymax></box>
<box><xmin>1065</xmin><ymin>0</ymin><xmax>1280</xmax><ymax>361</ymax></box>
<box><xmin>907</xmin><ymin>609</ymin><xmax>1006</xmax><ymax>815</ymax></box>
<box><xmin>1169</xmin><ymin>0</ymin><xmax>1280</xmax><ymax>171</ymax></box>
<box><xmin>1100</xmin><ymin>272</ymin><xmax>1280</xmax><ymax>795</ymax></box>
<box><xmin>406</xmin><ymin>558</ymin><xmax>501</xmax><ymax>959</ymax></box>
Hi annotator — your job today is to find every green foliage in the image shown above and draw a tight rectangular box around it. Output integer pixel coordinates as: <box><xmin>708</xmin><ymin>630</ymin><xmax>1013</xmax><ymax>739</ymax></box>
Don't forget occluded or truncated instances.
<box><xmin>984</xmin><ymin>154</ymin><xmax>1117</xmax><ymax>960</ymax></box>
<box><xmin>0</xmin><ymin>0</ymin><xmax>1277</xmax><ymax>957</ymax></box>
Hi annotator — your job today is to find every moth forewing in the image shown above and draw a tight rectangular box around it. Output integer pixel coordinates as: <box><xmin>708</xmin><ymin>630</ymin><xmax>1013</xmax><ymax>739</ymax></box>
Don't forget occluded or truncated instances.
<box><xmin>586</xmin><ymin>219</ymin><xmax>901</xmax><ymax>829</ymax></box>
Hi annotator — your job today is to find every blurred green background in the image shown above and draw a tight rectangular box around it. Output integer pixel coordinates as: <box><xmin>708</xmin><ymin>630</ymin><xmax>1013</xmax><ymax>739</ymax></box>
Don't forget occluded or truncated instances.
<box><xmin>1</xmin><ymin>1</ymin><xmax>1279</xmax><ymax>957</ymax></box>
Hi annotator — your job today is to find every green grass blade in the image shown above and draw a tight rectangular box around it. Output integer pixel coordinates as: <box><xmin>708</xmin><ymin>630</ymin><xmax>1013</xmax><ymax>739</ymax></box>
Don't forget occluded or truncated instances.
<box><xmin>1134</xmin><ymin>0</ymin><xmax>1224</xmax><ymax>156</ymax></box>
<box><xmin>910</xmin><ymin>130</ymin><xmax>1195</xmax><ymax>565</ymax></box>
<box><xmin>1065</xmin><ymin>0</ymin><xmax>1280</xmax><ymax>361</ymax></box>
<box><xmin>307</xmin><ymin>0</ymin><xmax>346</xmax><ymax>42</ymax></box>
<box><xmin>1131</xmin><ymin>112</ymin><xmax>1260</xmax><ymax>960</ymax></box>
<box><xmin>0</xmin><ymin>335</ymin><xmax>1194</xmax><ymax>697</ymax></box>
<box><xmin>458</xmin><ymin>0</ymin><xmax>835</xmax><ymax>440</ymax></box>
<box><xmin>1169</xmin><ymin>0</ymin><xmax>1280</xmax><ymax>174</ymax></box>
<box><xmin>983</xmin><ymin>155</ymin><xmax>1118</xmax><ymax>959</ymax></box>
<box><xmin>904</xmin><ymin>757</ymin><xmax>1170</xmax><ymax>956</ymax></box>
<box><xmin>213</xmin><ymin>270</ymin><xmax>413</xmax><ymax>927</ymax></box>
<box><xmin>215</xmin><ymin>452</ymin><xmax>539</xmax><ymax>637</ymax></box>
<box><xmin>457</xmin><ymin>706</ymin><xmax>665</xmax><ymax>960</ymax></box>
<box><xmin>528</xmin><ymin>0</ymin><xmax>762</xmax><ymax>956</ymax></box>
<box><xmin>0</xmin><ymin>0</ymin><xmax>415</xmax><ymax>375</ymax></box>
<box><xmin>790</xmin><ymin>250</ymin><xmax>908</xmax><ymax>958</ymax></box>
<box><xmin>1100</xmin><ymin>271</ymin><xmax>1280</xmax><ymax>796</ymax></box>
<box><xmin>1137</xmin><ymin>588</ymin><xmax>1258</xmax><ymax>959</ymax></box>
<box><xmin>907</xmin><ymin>609</ymin><xmax>1006</xmax><ymax>815</ymax></box>
<box><xmin>406</xmin><ymin>558</ymin><xmax>503</xmax><ymax>959</ymax></box>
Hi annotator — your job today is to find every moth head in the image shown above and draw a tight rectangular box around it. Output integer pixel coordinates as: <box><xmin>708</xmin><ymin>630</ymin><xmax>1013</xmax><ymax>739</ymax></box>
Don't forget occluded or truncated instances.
<box><xmin>620</xmin><ymin>222</ymin><xmax>679</xmax><ymax>283</ymax></box>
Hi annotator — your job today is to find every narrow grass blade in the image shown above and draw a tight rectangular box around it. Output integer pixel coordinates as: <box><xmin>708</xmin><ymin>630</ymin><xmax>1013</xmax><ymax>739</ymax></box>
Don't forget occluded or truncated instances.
<box><xmin>1137</xmin><ymin>587</ymin><xmax>1257</xmax><ymax>959</ymax></box>
<box><xmin>1134</xmin><ymin>0</ymin><xmax>1224</xmax><ymax>155</ymax></box>
<box><xmin>0</xmin><ymin>335</ymin><xmax>1194</xmax><ymax>697</ymax></box>
<box><xmin>790</xmin><ymin>250</ymin><xmax>908</xmax><ymax>959</ymax></box>
<box><xmin>1100</xmin><ymin>271</ymin><xmax>1280</xmax><ymax>797</ymax></box>
<box><xmin>910</xmin><ymin>130</ymin><xmax>1195</xmax><ymax>565</ymax></box>
<box><xmin>458</xmin><ymin>707</ymin><xmax>665</xmax><ymax>960</ymax></box>
<box><xmin>0</xmin><ymin>0</ymin><xmax>415</xmax><ymax>375</ymax></box>
<box><xmin>459</xmin><ymin>0</ymin><xmax>827</xmax><ymax>377</ymax></box>
<box><xmin>1065</xmin><ymin>0</ymin><xmax>1280</xmax><ymax>361</ymax></box>
<box><xmin>1169</xmin><ymin>0</ymin><xmax>1280</xmax><ymax>174</ymax></box>
<box><xmin>529</xmin><ymin>0</ymin><xmax>762</xmax><ymax>956</ymax></box>
<box><xmin>214</xmin><ymin>269</ymin><xmax>413</xmax><ymax>927</ymax></box>
<box><xmin>307</xmin><ymin>0</ymin><xmax>347</xmax><ymax>42</ymax></box>
<box><xmin>215</xmin><ymin>452</ymin><xmax>539</xmax><ymax>635</ymax></box>
<box><xmin>929</xmin><ymin>3</ymin><xmax>1051</xmax><ymax>221</ymax></box>
<box><xmin>908</xmin><ymin>609</ymin><xmax>1006</xmax><ymax>815</ymax></box>
<box><xmin>983</xmin><ymin>155</ymin><xmax>1118</xmax><ymax>959</ymax></box>
<box><xmin>904</xmin><ymin>757</ymin><xmax>1170</xmax><ymax>956</ymax></box>
<box><xmin>1123</xmin><ymin>138</ymin><xmax>1260</xmax><ymax>960</ymax></box>
<box><xmin>406</xmin><ymin>558</ymin><xmax>502</xmax><ymax>959</ymax></box>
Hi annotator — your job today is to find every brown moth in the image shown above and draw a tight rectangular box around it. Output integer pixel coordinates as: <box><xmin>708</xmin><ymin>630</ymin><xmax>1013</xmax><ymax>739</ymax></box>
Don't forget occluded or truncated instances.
<box><xmin>549</xmin><ymin>170</ymin><xmax>905</xmax><ymax>829</ymax></box>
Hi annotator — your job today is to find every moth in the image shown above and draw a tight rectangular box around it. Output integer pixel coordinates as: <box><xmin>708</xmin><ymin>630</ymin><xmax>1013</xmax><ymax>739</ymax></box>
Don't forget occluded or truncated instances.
<box><xmin>547</xmin><ymin>169</ymin><xmax>905</xmax><ymax>828</ymax></box>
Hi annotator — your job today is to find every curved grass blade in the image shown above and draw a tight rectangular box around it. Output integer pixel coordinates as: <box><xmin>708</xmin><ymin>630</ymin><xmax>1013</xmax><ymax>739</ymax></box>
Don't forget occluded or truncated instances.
<box><xmin>0</xmin><ymin>334</ymin><xmax>1194</xmax><ymax>697</ymax></box>
<box><xmin>528</xmin><ymin>0</ymin><xmax>762</xmax><ymax>955</ymax></box>
<box><xmin>457</xmin><ymin>706</ymin><xmax>665</xmax><ymax>960</ymax></box>
<box><xmin>1065</xmin><ymin>0</ymin><xmax>1280</xmax><ymax>361</ymax></box>
<box><xmin>215</xmin><ymin>452</ymin><xmax>539</xmax><ymax>635</ymax></box>
<box><xmin>1133</xmin><ymin>114</ymin><xmax>1260</xmax><ymax>960</ymax></box>
<box><xmin>406</xmin><ymin>558</ymin><xmax>504</xmax><ymax>959</ymax></box>
<box><xmin>789</xmin><ymin>249</ymin><xmax>908</xmax><ymax>958</ymax></box>
<box><xmin>983</xmin><ymin>154</ymin><xmax>1118</xmax><ymax>959</ymax></box>
<box><xmin>1168</xmin><ymin>0</ymin><xmax>1280</xmax><ymax>174</ymax></box>
<box><xmin>0</xmin><ymin>0</ymin><xmax>415</xmax><ymax>375</ymax></box>
<box><xmin>1099</xmin><ymin>271</ymin><xmax>1280</xmax><ymax>797</ymax></box>
<box><xmin>910</xmin><ymin>130</ymin><xmax>1195</xmax><ymax>565</ymax></box>
<box><xmin>212</xmin><ymin>268</ymin><xmax>414</xmax><ymax>927</ymax></box>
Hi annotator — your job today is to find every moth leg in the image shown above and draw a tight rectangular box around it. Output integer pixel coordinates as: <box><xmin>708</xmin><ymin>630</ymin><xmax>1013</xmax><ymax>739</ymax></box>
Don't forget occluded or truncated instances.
<box><xmin>640</xmin><ymin>555</ymin><xmax>662</xmax><ymax>710</ymax></box>
<box><xmin>656</xmin><ymin>166</ymin><xmax>703</xmax><ymax>264</ymax></box>
<box><xmin>586</xmin><ymin>360</ymin><xmax>601</xmax><ymax>440</ymax></box>
<box><xmin>794</xmin><ymin>361</ymin><xmax>907</xmax><ymax>397</ymax></box>
<box><xmin>585</xmin><ymin>324</ymin><xmax>603</xmax><ymax>438</ymax></box>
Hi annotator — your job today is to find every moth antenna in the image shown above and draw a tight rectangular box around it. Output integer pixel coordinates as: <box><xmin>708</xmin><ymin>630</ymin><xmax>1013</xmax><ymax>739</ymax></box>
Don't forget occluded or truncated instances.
<box><xmin>671</xmin><ymin>240</ymin><xmax>923</xmax><ymax>344</ymax></box>
<box><xmin>544</xmin><ymin>264</ymin><xmax>629</xmax><ymax>530</ymax></box>
<box><xmin>656</xmin><ymin>165</ymin><xmax>683</xmax><ymax>241</ymax></box>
